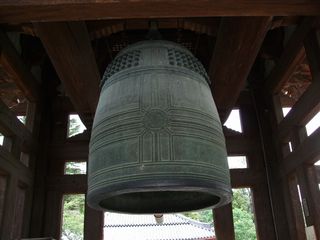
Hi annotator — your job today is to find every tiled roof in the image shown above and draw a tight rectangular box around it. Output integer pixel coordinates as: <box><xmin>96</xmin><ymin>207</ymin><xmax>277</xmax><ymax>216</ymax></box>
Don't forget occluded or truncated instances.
<box><xmin>104</xmin><ymin>213</ymin><xmax>215</xmax><ymax>240</ymax></box>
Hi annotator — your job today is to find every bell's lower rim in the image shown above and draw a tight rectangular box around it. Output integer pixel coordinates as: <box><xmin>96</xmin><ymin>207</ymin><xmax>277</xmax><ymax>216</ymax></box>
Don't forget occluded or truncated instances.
<box><xmin>87</xmin><ymin>179</ymin><xmax>232</xmax><ymax>214</ymax></box>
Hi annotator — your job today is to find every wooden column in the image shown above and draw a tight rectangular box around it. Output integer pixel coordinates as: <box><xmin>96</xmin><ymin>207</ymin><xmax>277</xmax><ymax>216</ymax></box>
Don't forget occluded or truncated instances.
<box><xmin>43</xmin><ymin>191</ymin><xmax>63</xmax><ymax>239</ymax></box>
<box><xmin>214</xmin><ymin>204</ymin><xmax>235</xmax><ymax>240</ymax></box>
<box><xmin>29</xmin><ymin>99</ymin><xmax>53</xmax><ymax>237</ymax></box>
<box><xmin>239</xmin><ymin>95</ymin><xmax>277</xmax><ymax>240</ymax></box>
<box><xmin>286</xmin><ymin>175</ymin><xmax>307</xmax><ymax>240</ymax></box>
<box><xmin>291</xmin><ymin>126</ymin><xmax>320</xmax><ymax>238</ymax></box>
<box><xmin>252</xmin><ymin>91</ymin><xmax>293</xmax><ymax>239</ymax></box>
<box><xmin>0</xmin><ymin>176</ymin><xmax>18</xmax><ymax>240</ymax></box>
<box><xmin>84</xmin><ymin>203</ymin><xmax>104</xmax><ymax>240</ymax></box>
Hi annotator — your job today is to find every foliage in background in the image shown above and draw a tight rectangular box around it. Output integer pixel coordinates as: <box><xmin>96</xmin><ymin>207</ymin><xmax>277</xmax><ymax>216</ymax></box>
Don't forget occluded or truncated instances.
<box><xmin>61</xmin><ymin>117</ymin><xmax>86</xmax><ymax>240</ymax></box>
<box><xmin>182</xmin><ymin>188</ymin><xmax>257</xmax><ymax>240</ymax></box>
<box><xmin>68</xmin><ymin>117</ymin><xmax>81</xmax><ymax>137</ymax></box>
<box><xmin>61</xmin><ymin>194</ymin><xmax>85</xmax><ymax>240</ymax></box>
<box><xmin>68</xmin><ymin>115</ymin><xmax>86</xmax><ymax>137</ymax></box>
<box><xmin>232</xmin><ymin>189</ymin><xmax>257</xmax><ymax>240</ymax></box>
<box><xmin>65</xmin><ymin>162</ymin><xmax>87</xmax><ymax>175</ymax></box>
<box><xmin>183</xmin><ymin>210</ymin><xmax>213</xmax><ymax>224</ymax></box>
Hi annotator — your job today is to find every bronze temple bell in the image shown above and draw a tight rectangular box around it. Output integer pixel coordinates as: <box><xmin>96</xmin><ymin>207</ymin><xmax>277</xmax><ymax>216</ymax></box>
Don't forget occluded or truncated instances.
<box><xmin>87</xmin><ymin>40</ymin><xmax>232</xmax><ymax>213</ymax></box>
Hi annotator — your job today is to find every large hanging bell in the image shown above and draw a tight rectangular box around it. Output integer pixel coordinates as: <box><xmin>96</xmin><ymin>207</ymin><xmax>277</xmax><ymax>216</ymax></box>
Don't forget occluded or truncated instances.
<box><xmin>87</xmin><ymin>40</ymin><xmax>231</xmax><ymax>214</ymax></box>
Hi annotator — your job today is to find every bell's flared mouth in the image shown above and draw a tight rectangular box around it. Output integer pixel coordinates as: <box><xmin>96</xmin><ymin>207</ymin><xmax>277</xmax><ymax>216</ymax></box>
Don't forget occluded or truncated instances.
<box><xmin>99</xmin><ymin>191</ymin><xmax>220</xmax><ymax>214</ymax></box>
<box><xmin>88</xmin><ymin>179</ymin><xmax>232</xmax><ymax>214</ymax></box>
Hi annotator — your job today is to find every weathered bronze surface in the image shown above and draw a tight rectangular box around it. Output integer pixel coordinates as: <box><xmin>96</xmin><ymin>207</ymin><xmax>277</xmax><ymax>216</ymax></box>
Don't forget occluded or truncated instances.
<box><xmin>87</xmin><ymin>40</ymin><xmax>231</xmax><ymax>213</ymax></box>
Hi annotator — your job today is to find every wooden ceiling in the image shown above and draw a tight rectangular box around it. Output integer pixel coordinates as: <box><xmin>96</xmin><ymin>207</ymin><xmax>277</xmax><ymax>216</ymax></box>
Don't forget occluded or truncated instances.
<box><xmin>0</xmin><ymin>0</ymin><xmax>320</xmax><ymax>23</ymax></box>
<box><xmin>0</xmin><ymin>2</ymin><xmax>318</xmax><ymax>126</ymax></box>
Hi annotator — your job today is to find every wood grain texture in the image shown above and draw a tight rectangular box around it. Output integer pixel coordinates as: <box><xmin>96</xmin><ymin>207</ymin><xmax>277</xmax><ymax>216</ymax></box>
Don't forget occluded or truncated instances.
<box><xmin>209</xmin><ymin>17</ymin><xmax>271</xmax><ymax>122</ymax></box>
<box><xmin>283</xmin><ymin>127</ymin><xmax>320</xmax><ymax>176</ymax></box>
<box><xmin>265</xmin><ymin>18</ymin><xmax>315</xmax><ymax>94</ymax></box>
<box><xmin>296</xmin><ymin>167</ymin><xmax>320</xmax><ymax>238</ymax></box>
<box><xmin>34</xmin><ymin>21</ymin><xmax>100</xmax><ymax>115</ymax></box>
<box><xmin>277</xmin><ymin>28</ymin><xmax>320</xmax><ymax>140</ymax></box>
<box><xmin>1</xmin><ymin>1</ymin><xmax>320</xmax><ymax>23</ymax></box>
<box><xmin>286</xmin><ymin>175</ymin><xmax>307</xmax><ymax>240</ymax></box>
<box><xmin>277</xmin><ymin>80</ymin><xmax>320</xmax><ymax>141</ymax></box>
<box><xmin>0</xmin><ymin>31</ymin><xmax>40</xmax><ymax>102</ymax></box>
<box><xmin>0</xmin><ymin>99</ymin><xmax>35</xmax><ymax>152</ymax></box>
<box><xmin>214</xmin><ymin>203</ymin><xmax>235</xmax><ymax>240</ymax></box>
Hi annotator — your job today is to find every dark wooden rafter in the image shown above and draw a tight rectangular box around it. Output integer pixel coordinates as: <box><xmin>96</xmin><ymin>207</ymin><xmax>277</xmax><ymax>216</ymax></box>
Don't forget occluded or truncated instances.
<box><xmin>1</xmin><ymin>1</ymin><xmax>320</xmax><ymax>23</ymax></box>
<box><xmin>34</xmin><ymin>21</ymin><xmax>100</xmax><ymax>123</ymax></box>
<box><xmin>0</xmin><ymin>99</ymin><xmax>35</xmax><ymax>151</ymax></box>
<box><xmin>283</xmin><ymin>127</ymin><xmax>320</xmax><ymax>176</ymax></box>
<box><xmin>0</xmin><ymin>30</ymin><xmax>40</xmax><ymax>102</ymax></box>
<box><xmin>209</xmin><ymin>17</ymin><xmax>272</xmax><ymax>122</ymax></box>
<box><xmin>265</xmin><ymin>17</ymin><xmax>315</xmax><ymax>94</ymax></box>
<box><xmin>277</xmin><ymin>29</ymin><xmax>320</xmax><ymax>141</ymax></box>
<box><xmin>278</xmin><ymin>80</ymin><xmax>320</xmax><ymax>141</ymax></box>
<box><xmin>88</xmin><ymin>18</ymin><xmax>220</xmax><ymax>40</ymax></box>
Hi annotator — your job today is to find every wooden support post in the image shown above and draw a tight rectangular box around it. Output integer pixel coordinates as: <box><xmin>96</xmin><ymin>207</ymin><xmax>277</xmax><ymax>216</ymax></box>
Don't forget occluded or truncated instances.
<box><xmin>291</xmin><ymin>126</ymin><xmax>320</xmax><ymax>238</ymax></box>
<box><xmin>29</xmin><ymin>100</ymin><xmax>52</xmax><ymax>237</ymax></box>
<box><xmin>0</xmin><ymin>176</ymin><xmax>18</xmax><ymax>240</ymax></box>
<box><xmin>285</xmin><ymin>174</ymin><xmax>307</xmax><ymax>240</ymax></box>
<box><xmin>238</xmin><ymin>97</ymin><xmax>276</xmax><ymax>240</ymax></box>
<box><xmin>296</xmin><ymin>167</ymin><xmax>320</xmax><ymax>238</ymax></box>
<box><xmin>84</xmin><ymin>203</ymin><xmax>103</xmax><ymax>240</ymax></box>
<box><xmin>214</xmin><ymin>203</ymin><xmax>235</xmax><ymax>240</ymax></box>
<box><xmin>43</xmin><ymin>191</ymin><xmax>63</xmax><ymax>240</ymax></box>
<box><xmin>252</xmin><ymin>90</ymin><xmax>293</xmax><ymax>239</ymax></box>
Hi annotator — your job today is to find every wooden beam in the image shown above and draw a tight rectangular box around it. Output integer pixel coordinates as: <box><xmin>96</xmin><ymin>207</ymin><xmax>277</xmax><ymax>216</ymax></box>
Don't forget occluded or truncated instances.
<box><xmin>0</xmin><ymin>30</ymin><xmax>40</xmax><ymax>102</ymax></box>
<box><xmin>230</xmin><ymin>169</ymin><xmax>258</xmax><ymax>188</ymax></box>
<box><xmin>265</xmin><ymin>18</ymin><xmax>315</xmax><ymax>94</ymax></box>
<box><xmin>225</xmin><ymin>134</ymin><xmax>255</xmax><ymax>155</ymax></box>
<box><xmin>283</xmin><ymin>127</ymin><xmax>320</xmax><ymax>176</ymax></box>
<box><xmin>1</xmin><ymin>1</ymin><xmax>320</xmax><ymax>23</ymax></box>
<box><xmin>49</xmin><ymin>141</ymin><xmax>89</xmax><ymax>161</ymax></box>
<box><xmin>304</xmin><ymin>29</ymin><xmax>320</xmax><ymax>79</ymax></box>
<box><xmin>46</xmin><ymin>175</ymin><xmax>87</xmax><ymax>193</ymax></box>
<box><xmin>278</xmin><ymin>29</ymin><xmax>320</xmax><ymax>141</ymax></box>
<box><xmin>0</xmin><ymin>146</ymin><xmax>32</xmax><ymax>185</ymax></box>
<box><xmin>0</xmin><ymin>99</ymin><xmax>35</xmax><ymax>152</ymax></box>
<box><xmin>209</xmin><ymin>17</ymin><xmax>271</xmax><ymax>121</ymax></box>
<box><xmin>277</xmin><ymin>80</ymin><xmax>320</xmax><ymax>141</ymax></box>
<box><xmin>34</xmin><ymin>21</ymin><xmax>100</xmax><ymax>115</ymax></box>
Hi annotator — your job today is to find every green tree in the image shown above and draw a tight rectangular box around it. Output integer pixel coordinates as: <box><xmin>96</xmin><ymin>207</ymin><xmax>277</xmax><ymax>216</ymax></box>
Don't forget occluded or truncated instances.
<box><xmin>65</xmin><ymin>162</ymin><xmax>86</xmax><ymax>175</ymax></box>
<box><xmin>182</xmin><ymin>188</ymin><xmax>257</xmax><ymax>240</ymax></box>
<box><xmin>61</xmin><ymin>194</ymin><xmax>85</xmax><ymax>240</ymax></box>
<box><xmin>183</xmin><ymin>209</ymin><xmax>213</xmax><ymax>224</ymax></box>
<box><xmin>232</xmin><ymin>189</ymin><xmax>257</xmax><ymax>240</ymax></box>
<box><xmin>68</xmin><ymin>117</ymin><xmax>81</xmax><ymax>137</ymax></box>
<box><xmin>233</xmin><ymin>208</ymin><xmax>257</xmax><ymax>240</ymax></box>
